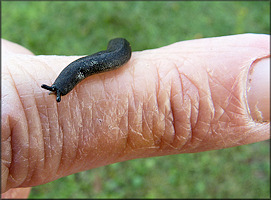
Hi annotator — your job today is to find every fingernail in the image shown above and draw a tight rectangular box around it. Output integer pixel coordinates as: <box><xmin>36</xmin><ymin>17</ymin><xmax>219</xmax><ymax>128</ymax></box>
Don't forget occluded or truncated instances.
<box><xmin>247</xmin><ymin>57</ymin><xmax>270</xmax><ymax>122</ymax></box>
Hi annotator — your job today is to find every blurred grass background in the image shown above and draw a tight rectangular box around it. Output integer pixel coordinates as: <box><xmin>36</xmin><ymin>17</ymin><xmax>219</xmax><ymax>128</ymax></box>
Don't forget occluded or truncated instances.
<box><xmin>2</xmin><ymin>1</ymin><xmax>270</xmax><ymax>198</ymax></box>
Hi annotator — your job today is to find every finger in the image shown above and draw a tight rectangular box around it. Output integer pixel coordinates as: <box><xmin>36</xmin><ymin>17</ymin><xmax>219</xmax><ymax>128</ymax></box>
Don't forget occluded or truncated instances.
<box><xmin>1</xmin><ymin>34</ymin><xmax>270</xmax><ymax>192</ymax></box>
<box><xmin>1</xmin><ymin>39</ymin><xmax>34</xmax><ymax>55</ymax></box>
<box><xmin>1</xmin><ymin>187</ymin><xmax>31</xmax><ymax>199</ymax></box>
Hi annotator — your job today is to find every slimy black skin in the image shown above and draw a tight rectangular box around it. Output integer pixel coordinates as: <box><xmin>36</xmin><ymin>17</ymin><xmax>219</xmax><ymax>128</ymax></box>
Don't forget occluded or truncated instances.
<box><xmin>41</xmin><ymin>38</ymin><xmax>132</xmax><ymax>102</ymax></box>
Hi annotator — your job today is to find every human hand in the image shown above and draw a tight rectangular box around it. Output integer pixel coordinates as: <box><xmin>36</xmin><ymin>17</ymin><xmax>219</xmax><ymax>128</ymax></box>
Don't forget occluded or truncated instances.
<box><xmin>1</xmin><ymin>34</ymin><xmax>270</xmax><ymax>198</ymax></box>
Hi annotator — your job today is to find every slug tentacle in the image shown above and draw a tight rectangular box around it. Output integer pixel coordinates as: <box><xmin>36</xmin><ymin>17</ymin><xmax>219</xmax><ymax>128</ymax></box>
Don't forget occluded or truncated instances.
<box><xmin>41</xmin><ymin>84</ymin><xmax>55</xmax><ymax>92</ymax></box>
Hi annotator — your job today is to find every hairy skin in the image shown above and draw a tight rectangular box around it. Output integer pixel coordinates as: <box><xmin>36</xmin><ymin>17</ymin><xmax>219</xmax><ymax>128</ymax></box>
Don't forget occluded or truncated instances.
<box><xmin>1</xmin><ymin>34</ymin><xmax>270</xmax><ymax>196</ymax></box>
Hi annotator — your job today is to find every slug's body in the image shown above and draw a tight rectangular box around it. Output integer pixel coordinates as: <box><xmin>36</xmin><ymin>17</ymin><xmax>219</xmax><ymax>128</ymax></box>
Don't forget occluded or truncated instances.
<box><xmin>41</xmin><ymin>38</ymin><xmax>131</xmax><ymax>102</ymax></box>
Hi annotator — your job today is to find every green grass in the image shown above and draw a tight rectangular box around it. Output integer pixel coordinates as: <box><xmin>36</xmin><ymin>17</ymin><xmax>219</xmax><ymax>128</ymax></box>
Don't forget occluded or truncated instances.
<box><xmin>2</xmin><ymin>1</ymin><xmax>270</xmax><ymax>198</ymax></box>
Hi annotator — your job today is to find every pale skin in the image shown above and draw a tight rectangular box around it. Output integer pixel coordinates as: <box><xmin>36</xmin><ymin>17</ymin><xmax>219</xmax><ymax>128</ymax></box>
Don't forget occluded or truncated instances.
<box><xmin>1</xmin><ymin>34</ymin><xmax>270</xmax><ymax>198</ymax></box>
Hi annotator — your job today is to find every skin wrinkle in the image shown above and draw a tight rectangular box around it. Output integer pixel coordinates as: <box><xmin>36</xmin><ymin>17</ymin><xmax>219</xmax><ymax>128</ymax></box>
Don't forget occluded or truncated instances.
<box><xmin>16</xmin><ymin>87</ymin><xmax>45</xmax><ymax>186</ymax></box>
<box><xmin>182</xmin><ymin>75</ymin><xmax>199</xmax><ymax>129</ymax></box>
<box><xmin>82</xmin><ymin>96</ymin><xmax>94</xmax><ymax>170</ymax></box>
<box><xmin>1</xmin><ymin>115</ymin><xmax>11</xmax><ymax>192</ymax></box>
<box><xmin>205</xmin><ymin>69</ymin><xmax>225</xmax><ymax>147</ymax></box>
<box><xmin>170</xmin><ymin>64</ymin><xmax>187</xmax><ymax>150</ymax></box>
<box><xmin>55</xmin><ymin>114</ymin><xmax>64</xmax><ymax>177</ymax></box>
<box><xmin>158</xmin><ymin>61</ymin><xmax>168</xmax><ymax>149</ymax></box>
<box><xmin>5</xmin><ymin>65</ymin><xmax>30</xmax><ymax>190</ymax></box>
<box><xmin>19</xmin><ymin>56</ymin><xmax>57</xmax><ymax>185</ymax></box>
<box><xmin>183</xmin><ymin>89</ymin><xmax>196</xmax><ymax>147</ymax></box>
<box><xmin>71</xmin><ymin>76</ymin><xmax>103</xmax><ymax>169</ymax></box>
<box><xmin>38</xmin><ymin>63</ymin><xmax>59</xmax><ymax>181</ymax></box>
<box><xmin>70</xmin><ymin>103</ymin><xmax>86</xmax><ymax>170</ymax></box>
<box><xmin>130</xmin><ymin>58</ymin><xmax>145</xmax><ymax>151</ymax></box>
<box><xmin>153</xmin><ymin>61</ymin><xmax>165</xmax><ymax>150</ymax></box>
<box><xmin>194</xmin><ymin>92</ymin><xmax>214</xmax><ymax>148</ymax></box>
<box><xmin>171</xmin><ymin>73</ymin><xmax>197</xmax><ymax>152</ymax></box>
<box><xmin>150</xmin><ymin>102</ymin><xmax>157</xmax><ymax>148</ymax></box>
<box><xmin>206</xmin><ymin>69</ymin><xmax>215</xmax><ymax>122</ymax></box>
<box><xmin>137</xmin><ymin>64</ymin><xmax>150</xmax><ymax>148</ymax></box>
<box><xmin>121</xmin><ymin>73</ymin><xmax>129</xmax><ymax>153</ymax></box>
<box><xmin>236</xmin><ymin>122</ymin><xmax>265</xmax><ymax>143</ymax></box>
<box><xmin>97</xmin><ymin>73</ymin><xmax>125</xmax><ymax>162</ymax></box>
<box><xmin>45</xmin><ymin>105</ymin><xmax>61</xmax><ymax>181</ymax></box>
<box><xmin>164</xmin><ymin>87</ymin><xmax>174</xmax><ymax>148</ymax></box>
<box><xmin>169</xmin><ymin>68</ymin><xmax>178</xmax><ymax>148</ymax></box>
<box><xmin>225</xmin><ymin>78</ymin><xmax>245</xmax><ymax>114</ymax></box>
<box><xmin>62</xmin><ymin>102</ymin><xmax>74</xmax><ymax>173</ymax></box>
<box><xmin>153</xmin><ymin>62</ymin><xmax>161</xmax><ymax>147</ymax></box>
<box><xmin>227</xmin><ymin>81</ymin><xmax>247</xmax><ymax>118</ymax></box>
<box><xmin>71</xmin><ymin>100</ymin><xmax>82</xmax><ymax>173</ymax></box>
<box><xmin>141</xmin><ymin>67</ymin><xmax>157</xmax><ymax>149</ymax></box>
<box><xmin>106</xmin><ymin>75</ymin><xmax>126</xmax><ymax>160</ymax></box>
<box><xmin>29</xmin><ymin>122</ymin><xmax>44</xmax><ymax>183</ymax></box>
<box><xmin>146</xmin><ymin>95</ymin><xmax>157</xmax><ymax>146</ymax></box>
<box><xmin>164</xmin><ymin>73</ymin><xmax>175</xmax><ymax>146</ymax></box>
<box><xmin>199</xmin><ymin>57</ymin><xmax>253</xmax><ymax>150</ymax></box>
<box><xmin>125</xmin><ymin>77</ymin><xmax>132</xmax><ymax>154</ymax></box>
<box><xmin>154</xmin><ymin>59</ymin><xmax>179</xmax><ymax>151</ymax></box>
<box><xmin>122</xmin><ymin>56</ymin><xmax>165</xmax><ymax>156</ymax></box>
<box><xmin>1</xmin><ymin>165</ymin><xmax>8</xmax><ymax>192</ymax></box>
<box><xmin>41</xmin><ymin>105</ymin><xmax>50</xmax><ymax>177</ymax></box>
<box><xmin>162</xmin><ymin>54</ymin><xmax>206</xmax><ymax>153</ymax></box>
<box><xmin>141</xmin><ymin>93</ymin><xmax>145</xmax><ymax>143</ymax></box>
<box><xmin>117</xmin><ymin>71</ymin><xmax>129</xmax><ymax>153</ymax></box>
<box><xmin>127</xmin><ymin>64</ymin><xmax>137</xmax><ymax>151</ymax></box>
<box><xmin>175</xmin><ymin>84</ymin><xmax>208</xmax><ymax>151</ymax></box>
<box><xmin>189</xmin><ymin>95</ymin><xmax>199</xmax><ymax>129</ymax></box>
<box><xmin>135</xmin><ymin>96</ymin><xmax>144</xmax><ymax>149</ymax></box>
<box><xmin>114</xmin><ymin>77</ymin><xmax>128</xmax><ymax>151</ymax></box>
<box><xmin>26</xmin><ymin>92</ymin><xmax>45</xmax><ymax>185</ymax></box>
<box><xmin>72</xmin><ymin>99</ymin><xmax>82</xmax><ymax>162</ymax></box>
<box><xmin>59</xmin><ymin>102</ymin><xmax>76</xmax><ymax>173</ymax></box>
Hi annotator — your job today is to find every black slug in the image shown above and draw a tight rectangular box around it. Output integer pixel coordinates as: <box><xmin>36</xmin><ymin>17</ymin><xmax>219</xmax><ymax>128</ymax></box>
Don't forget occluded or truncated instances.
<box><xmin>41</xmin><ymin>38</ymin><xmax>132</xmax><ymax>102</ymax></box>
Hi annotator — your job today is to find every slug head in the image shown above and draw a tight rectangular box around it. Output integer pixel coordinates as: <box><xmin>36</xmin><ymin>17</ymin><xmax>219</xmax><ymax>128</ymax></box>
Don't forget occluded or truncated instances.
<box><xmin>41</xmin><ymin>84</ymin><xmax>62</xmax><ymax>102</ymax></box>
